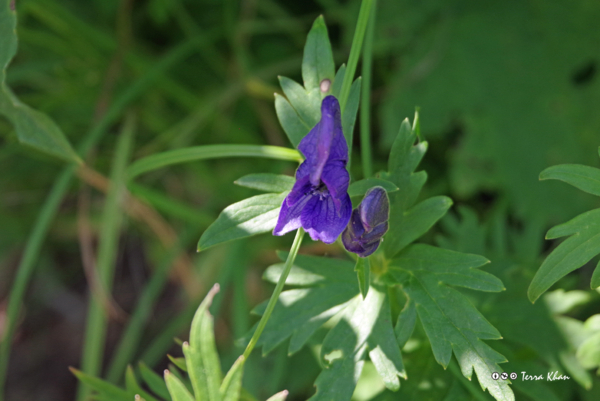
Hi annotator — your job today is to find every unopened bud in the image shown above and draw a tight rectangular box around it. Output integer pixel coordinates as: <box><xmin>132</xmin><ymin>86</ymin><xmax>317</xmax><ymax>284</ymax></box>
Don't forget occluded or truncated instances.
<box><xmin>342</xmin><ymin>187</ymin><xmax>389</xmax><ymax>257</ymax></box>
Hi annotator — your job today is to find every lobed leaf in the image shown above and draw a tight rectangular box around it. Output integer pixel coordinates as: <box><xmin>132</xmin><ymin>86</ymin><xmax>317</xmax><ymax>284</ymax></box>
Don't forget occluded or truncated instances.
<box><xmin>540</xmin><ymin>164</ymin><xmax>600</xmax><ymax>197</ymax></box>
<box><xmin>394</xmin><ymin>299</ymin><xmax>416</xmax><ymax>349</ymax></box>
<box><xmin>234</xmin><ymin>173</ymin><xmax>295</xmax><ymax>193</ymax></box>
<box><xmin>198</xmin><ymin>192</ymin><xmax>288</xmax><ymax>251</ymax></box>
<box><xmin>251</xmin><ymin>254</ymin><xmax>358</xmax><ymax>355</ymax></box>
<box><xmin>387</xmin><ymin>245</ymin><xmax>513</xmax><ymax>401</ymax></box>
<box><xmin>529</xmin><ymin>208</ymin><xmax>600</xmax><ymax>302</ymax></box>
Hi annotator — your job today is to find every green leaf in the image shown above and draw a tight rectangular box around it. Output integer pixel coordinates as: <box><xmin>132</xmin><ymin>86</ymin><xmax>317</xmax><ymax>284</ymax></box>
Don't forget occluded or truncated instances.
<box><xmin>139</xmin><ymin>362</ymin><xmax>171</xmax><ymax>401</ymax></box>
<box><xmin>168</xmin><ymin>355</ymin><xmax>187</xmax><ymax>372</ymax></box>
<box><xmin>347</xmin><ymin>178</ymin><xmax>399</xmax><ymax>197</ymax></box>
<box><xmin>279</xmin><ymin>75</ymin><xmax>320</xmax><ymax>128</ymax></box>
<box><xmin>302</xmin><ymin>16</ymin><xmax>335</xmax><ymax>93</ymax></box>
<box><xmin>384</xmin><ymin>196</ymin><xmax>453</xmax><ymax>258</ymax></box>
<box><xmin>220</xmin><ymin>356</ymin><xmax>244</xmax><ymax>401</ymax></box>
<box><xmin>274</xmin><ymin>93</ymin><xmax>310</xmax><ymax>148</ymax></box>
<box><xmin>0</xmin><ymin>2</ymin><xmax>80</xmax><ymax>163</ymax></box>
<box><xmin>186</xmin><ymin>284</ymin><xmax>222</xmax><ymax>401</ymax></box>
<box><xmin>387</xmin><ymin>245</ymin><xmax>513</xmax><ymax>401</ymax></box>
<box><xmin>367</xmin><ymin>284</ymin><xmax>406</xmax><ymax>391</ymax></box>
<box><xmin>592</xmin><ymin>259</ymin><xmax>600</xmax><ymax>289</ymax></box>
<box><xmin>70</xmin><ymin>368</ymin><xmax>130</xmax><ymax>401</ymax></box>
<box><xmin>341</xmin><ymin>77</ymin><xmax>361</xmax><ymax>150</ymax></box>
<box><xmin>540</xmin><ymin>164</ymin><xmax>600</xmax><ymax>197</ymax></box>
<box><xmin>234</xmin><ymin>173</ymin><xmax>295</xmax><ymax>193</ymax></box>
<box><xmin>577</xmin><ymin>332</ymin><xmax>600</xmax><ymax>369</ymax></box>
<box><xmin>251</xmin><ymin>254</ymin><xmax>358</xmax><ymax>355</ymax></box>
<box><xmin>331</xmin><ymin>64</ymin><xmax>346</xmax><ymax>98</ymax></box>
<box><xmin>354</xmin><ymin>257</ymin><xmax>369</xmax><ymax>299</ymax></box>
<box><xmin>309</xmin><ymin>285</ymin><xmax>387</xmax><ymax>400</ymax></box>
<box><xmin>528</xmin><ymin>208</ymin><xmax>600</xmax><ymax>302</ymax></box>
<box><xmin>127</xmin><ymin>145</ymin><xmax>302</xmax><ymax>179</ymax></box>
<box><xmin>394</xmin><ymin>299</ymin><xmax>416</xmax><ymax>349</ymax></box>
<box><xmin>383</xmin><ymin>117</ymin><xmax>437</xmax><ymax>258</ymax></box>
<box><xmin>164</xmin><ymin>370</ymin><xmax>195</xmax><ymax>401</ymax></box>
<box><xmin>197</xmin><ymin>192</ymin><xmax>288</xmax><ymax>251</ymax></box>
<box><xmin>125</xmin><ymin>366</ymin><xmax>160</xmax><ymax>401</ymax></box>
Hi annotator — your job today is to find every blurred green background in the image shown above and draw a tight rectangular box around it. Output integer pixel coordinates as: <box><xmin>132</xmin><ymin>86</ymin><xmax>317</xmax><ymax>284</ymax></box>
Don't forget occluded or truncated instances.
<box><xmin>1</xmin><ymin>0</ymin><xmax>600</xmax><ymax>399</ymax></box>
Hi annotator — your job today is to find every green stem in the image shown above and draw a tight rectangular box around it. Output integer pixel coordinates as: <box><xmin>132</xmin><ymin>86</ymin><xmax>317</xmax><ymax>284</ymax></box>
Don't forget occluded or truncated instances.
<box><xmin>242</xmin><ymin>229</ymin><xmax>305</xmax><ymax>360</ymax></box>
<box><xmin>338</xmin><ymin>0</ymin><xmax>375</xmax><ymax>113</ymax></box>
<box><xmin>360</xmin><ymin>0</ymin><xmax>377</xmax><ymax>178</ymax></box>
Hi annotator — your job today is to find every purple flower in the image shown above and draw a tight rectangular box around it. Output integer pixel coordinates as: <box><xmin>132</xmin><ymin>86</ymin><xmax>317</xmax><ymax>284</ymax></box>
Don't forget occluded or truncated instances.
<box><xmin>342</xmin><ymin>187</ymin><xmax>389</xmax><ymax>257</ymax></box>
<box><xmin>273</xmin><ymin>96</ymin><xmax>352</xmax><ymax>243</ymax></box>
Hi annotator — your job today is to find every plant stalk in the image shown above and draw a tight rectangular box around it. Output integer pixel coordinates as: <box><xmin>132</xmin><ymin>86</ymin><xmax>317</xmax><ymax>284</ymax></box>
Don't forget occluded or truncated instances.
<box><xmin>360</xmin><ymin>0</ymin><xmax>377</xmax><ymax>178</ymax></box>
<box><xmin>242</xmin><ymin>229</ymin><xmax>305</xmax><ymax>360</ymax></box>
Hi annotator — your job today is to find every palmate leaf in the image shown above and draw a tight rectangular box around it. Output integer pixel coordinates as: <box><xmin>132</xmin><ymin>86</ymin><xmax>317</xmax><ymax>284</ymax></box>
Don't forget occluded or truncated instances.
<box><xmin>383</xmin><ymin>117</ymin><xmax>452</xmax><ymax>258</ymax></box>
<box><xmin>250</xmin><ymin>253</ymin><xmax>359</xmax><ymax>355</ymax></box>
<box><xmin>310</xmin><ymin>284</ymin><xmax>405</xmax><ymax>400</ymax></box>
<box><xmin>275</xmin><ymin>16</ymin><xmax>361</xmax><ymax>149</ymax></box>
<box><xmin>528</xmin><ymin>162</ymin><xmax>600</xmax><ymax>301</ymax></box>
<box><xmin>0</xmin><ymin>0</ymin><xmax>80</xmax><ymax>163</ymax></box>
<box><xmin>386</xmin><ymin>245</ymin><xmax>514</xmax><ymax>401</ymax></box>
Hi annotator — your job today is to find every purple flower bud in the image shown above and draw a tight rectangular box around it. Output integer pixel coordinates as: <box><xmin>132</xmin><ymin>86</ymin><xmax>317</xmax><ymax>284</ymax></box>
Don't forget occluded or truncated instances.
<box><xmin>342</xmin><ymin>187</ymin><xmax>389</xmax><ymax>257</ymax></box>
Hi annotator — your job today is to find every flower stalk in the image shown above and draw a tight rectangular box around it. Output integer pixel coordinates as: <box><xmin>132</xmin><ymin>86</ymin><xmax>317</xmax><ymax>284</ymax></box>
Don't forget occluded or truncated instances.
<box><xmin>242</xmin><ymin>228</ymin><xmax>305</xmax><ymax>360</ymax></box>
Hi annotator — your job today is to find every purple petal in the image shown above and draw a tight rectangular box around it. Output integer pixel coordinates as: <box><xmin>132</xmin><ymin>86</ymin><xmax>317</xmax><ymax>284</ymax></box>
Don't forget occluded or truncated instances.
<box><xmin>301</xmin><ymin>193</ymin><xmax>352</xmax><ymax>244</ymax></box>
<box><xmin>356</xmin><ymin>240</ymin><xmax>380</xmax><ymax>257</ymax></box>
<box><xmin>359</xmin><ymin>187</ymin><xmax>389</xmax><ymax>232</ymax></box>
<box><xmin>298</xmin><ymin>96</ymin><xmax>348</xmax><ymax>185</ymax></box>
<box><xmin>342</xmin><ymin>228</ymin><xmax>365</xmax><ymax>254</ymax></box>
<box><xmin>286</xmin><ymin>171</ymin><xmax>312</xmax><ymax>206</ymax></box>
<box><xmin>320</xmin><ymin>160</ymin><xmax>350</xmax><ymax>210</ymax></box>
<box><xmin>273</xmin><ymin>192</ymin><xmax>314</xmax><ymax>236</ymax></box>
<box><xmin>361</xmin><ymin>222</ymin><xmax>389</xmax><ymax>245</ymax></box>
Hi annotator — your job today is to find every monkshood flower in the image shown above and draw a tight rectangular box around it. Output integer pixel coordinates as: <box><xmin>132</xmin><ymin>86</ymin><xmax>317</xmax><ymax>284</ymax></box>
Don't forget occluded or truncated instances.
<box><xmin>273</xmin><ymin>96</ymin><xmax>352</xmax><ymax>243</ymax></box>
<box><xmin>342</xmin><ymin>186</ymin><xmax>389</xmax><ymax>257</ymax></box>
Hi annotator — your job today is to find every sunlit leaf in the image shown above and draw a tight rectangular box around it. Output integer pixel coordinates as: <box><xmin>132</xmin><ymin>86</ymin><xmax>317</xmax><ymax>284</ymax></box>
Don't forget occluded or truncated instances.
<box><xmin>197</xmin><ymin>192</ymin><xmax>288</xmax><ymax>251</ymax></box>
<box><xmin>234</xmin><ymin>173</ymin><xmax>295</xmax><ymax>193</ymax></box>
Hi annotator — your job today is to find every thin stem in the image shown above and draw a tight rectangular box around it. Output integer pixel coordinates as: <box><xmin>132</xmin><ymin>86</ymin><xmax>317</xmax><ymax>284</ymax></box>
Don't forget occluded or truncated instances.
<box><xmin>338</xmin><ymin>0</ymin><xmax>374</xmax><ymax>113</ymax></box>
<box><xmin>242</xmin><ymin>229</ymin><xmax>305</xmax><ymax>360</ymax></box>
<box><xmin>360</xmin><ymin>0</ymin><xmax>377</xmax><ymax>178</ymax></box>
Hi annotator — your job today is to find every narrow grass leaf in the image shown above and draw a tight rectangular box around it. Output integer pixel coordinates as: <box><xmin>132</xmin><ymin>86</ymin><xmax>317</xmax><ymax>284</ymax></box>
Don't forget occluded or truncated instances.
<box><xmin>234</xmin><ymin>173</ymin><xmax>295</xmax><ymax>193</ymax></box>
<box><xmin>127</xmin><ymin>145</ymin><xmax>302</xmax><ymax>179</ymax></box>
<box><xmin>197</xmin><ymin>192</ymin><xmax>288</xmax><ymax>251</ymax></box>
<box><xmin>354</xmin><ymin>258</ymin><xmax>369</xmax><ymax>299</ymax></box>
<box><xmin>139</xmin><ymin>362</ymin><xmax>171</xmax><ymax>401</ymax></box>
<box><xmin>69</xmin><ymin>368</ymin><xmax>130</xmax><ymax>401</ymax></box>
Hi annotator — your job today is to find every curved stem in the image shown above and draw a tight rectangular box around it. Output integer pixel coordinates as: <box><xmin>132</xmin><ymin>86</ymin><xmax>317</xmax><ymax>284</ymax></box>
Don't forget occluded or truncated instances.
<box><xmin>242</xmin><ymin>229</ymin><xmax>305</xmax><ymax>360</ymax></box>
